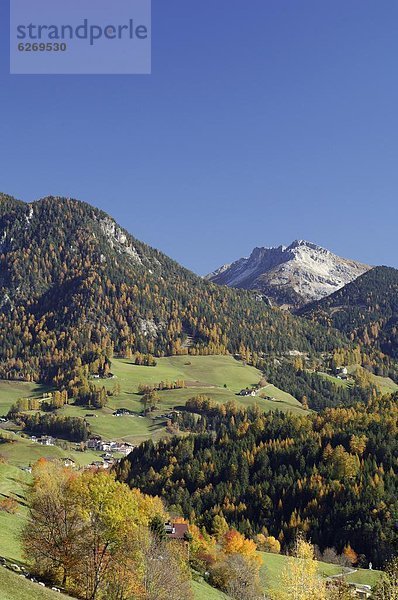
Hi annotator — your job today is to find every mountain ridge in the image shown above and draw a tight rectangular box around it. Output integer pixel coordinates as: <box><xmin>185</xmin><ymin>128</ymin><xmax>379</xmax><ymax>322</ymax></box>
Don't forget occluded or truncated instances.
<box><xmin>206</xmin><ymin>240</ymin><xmax>371</xmax><ymax>308</ymax></box>
<box><xmin>298</xmin><ymin>265</ymin><xmax>398</xmax><ymax>359</ymax></box>
<box><xmin>0</xmin><ymin>193</ymin><xmax>342</xmax><ymax>385</ymax></box>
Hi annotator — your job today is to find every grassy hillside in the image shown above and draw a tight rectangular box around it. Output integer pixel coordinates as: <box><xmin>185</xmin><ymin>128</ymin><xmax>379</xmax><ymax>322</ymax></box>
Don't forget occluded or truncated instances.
<box><xmin>316</xmin><ymin>372</ymin><xmax>351</xmax><ymax>388</ymax></box>
<box><xmin>192</xmin><ymin>579</ymin><xmax>230</xmax><ymax>599</ymax></box>
<box><xmin>0</xmin><ymin>568</ymin><xmax>71</xmax><ymax>600</ymax></box>
<box><xmin>80</xmin><ymin>356</ymin><xmax>303</xmax><ymax>442</ymax></box>
<box><xmin>0</xmin><ymin>463</ymin><xmax>30</xmax><ymax>563</ymax></box>
<box><xmin>108</xmin><ymin>355</ymin><xmax>262</xmax><ymax>392</ymax></box>
<box><xmin>0</xmin><ymin>381</ymin><xmax>51</xmax><ymax>416</ymax></box>
<box><xmin>259</xmin><ymin>552</ymin><xmax>382</xmax><ymax>593</ymax></box>
<box><xmin>0</xmin><ymin>432</ymin><xmax>104</xmax><ymax>469</ymax></box>
<box><xmin>0</xmin><ymin>356</ymin><xmax>303</xmax><ymax>471</ymax></box>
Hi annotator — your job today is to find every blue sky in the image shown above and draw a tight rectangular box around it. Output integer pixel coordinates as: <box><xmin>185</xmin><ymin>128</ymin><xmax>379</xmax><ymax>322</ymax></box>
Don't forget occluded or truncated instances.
<box><xmin>1</xmin><ymin>0</ymin><xmax>397</xmax><ymax>273</ymax></box>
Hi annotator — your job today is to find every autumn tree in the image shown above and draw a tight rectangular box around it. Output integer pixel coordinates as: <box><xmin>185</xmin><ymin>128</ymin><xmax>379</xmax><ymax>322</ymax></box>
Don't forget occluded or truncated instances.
<box><xmin>373</xmin><ymin>557</ymin><xmax>398</xmax><ymax>600</ymax></box>
<box><xmin>69</xmin><ymin>471</ymin><xmax>142</xmax><ymax>599</ymax></box>
<box><xmin>342</xmin><ymin>544</ymin><xmax>358</xmax><ymax>567</ymax></box>
<box><xmin>22</xmin><ymin>462</ymin><xmax>171</xmax><ymax>600</ymax></box>
<box><xmin>210</xmin><ymin>553</ymin><xmax>263</xmax><ymax>600</ymax></box>
<box><xmin>275</xmin><ymin>535</ymin><xmax>327</xmax><ymax>600</ymax></box>
<box><xmin>22</xmin><ymin>460</ymin><xmax>82</xmax><ymax>587</ymax></box>
<box><xmin>212</xmin><ymin>515</ymin><xmax>229</xmax><ymax>541</ymax></box>
<box><xmin>255</xmin><ymin>534</ymin><xmax>281</xmax><ymax>554</ymax></box>
<box><xmin>132</xmin><ymin>528</ymin><xmax>193</xmax><ymax>600</ymax></box>
<box><xmin>222</xmin><ymin>529</ymin><xmax>259</xmax><ymax>560</ymax></box>
<box><xmin>141</xmin><ymin>391</ymin><xmax>160</xmax><ymax>414</ymax></box>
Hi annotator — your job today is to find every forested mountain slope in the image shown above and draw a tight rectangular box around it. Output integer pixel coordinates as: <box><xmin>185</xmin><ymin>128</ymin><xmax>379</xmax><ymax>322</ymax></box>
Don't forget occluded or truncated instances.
<box><xmin>116</xmin><ymin>394</ymin><xmax>398</xmax><ymax>568</ymax></box>
<box><xmin>299</xmin><ymin>266</ymin><xmax>398</xmax><ymax>358</ymax></box>
<box><xmin>0</xmin><ymin>194</ymin><xmax>342</xmax><ymax>384</ymax></box>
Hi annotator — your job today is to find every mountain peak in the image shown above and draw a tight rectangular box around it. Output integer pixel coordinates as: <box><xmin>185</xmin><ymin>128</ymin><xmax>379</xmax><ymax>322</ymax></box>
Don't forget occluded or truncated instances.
<box><xmin>287</xmin><ymin>239</ymin><xmax>325</xmax><ymax>251</ymax></box>
<box><xmin>207</xmin><ymin>241</ymin><xmax>371</xmax><ymax>308</ymax></box>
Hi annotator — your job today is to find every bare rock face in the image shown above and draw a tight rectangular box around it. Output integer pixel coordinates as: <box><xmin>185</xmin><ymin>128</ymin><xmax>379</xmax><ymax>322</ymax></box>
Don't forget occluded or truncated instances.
<box><xmin>206</xmin><ymin>240</ymin><xmax>371</xmax><ymax>308</ymax></box>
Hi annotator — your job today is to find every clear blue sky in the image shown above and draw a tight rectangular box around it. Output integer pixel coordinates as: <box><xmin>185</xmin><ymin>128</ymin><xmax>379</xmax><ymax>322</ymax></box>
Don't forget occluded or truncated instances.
<box><xmin>1</xmin><ymin>0</ymin><xmax>397</xmax><ymax>273</ymax></box>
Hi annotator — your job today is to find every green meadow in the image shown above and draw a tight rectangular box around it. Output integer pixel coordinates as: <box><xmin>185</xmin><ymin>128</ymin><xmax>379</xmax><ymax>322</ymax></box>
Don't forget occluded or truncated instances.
<box><xmin>0</xmin><ymin>431</ymin><xmax>105</xmax><ymax>469</ymax></box>
<box><xmin>259</xmin><ymin>551</ymin><xmax>382</xmax><ymax>594</ymax></box>
<box><xmin>0</xmin><ymin>381</ymin><xmax>51</xmax><ymax>416</ymax></box>
<box><xmin>192</xmin><ymin>579</ymin><xmax>230</xmax><ymax>599</ymax></box>
<box><xmin>0</xmin><ymin>355</ymin><xmax>303</xmax><ymax>464</ymax></box>
<box><xmin>56</xmin><ymin>355</ymin><xmax>304</xmax><ymax>444</ymax></box>
<box><xmin>316</xmin><ymin>372</ymin><xmax>351</xmax><ymax>388</ymax></box>
<box><xmin>0</xmin><ymin>568</ymin><xmax>72</xmax><ymax>600</ymax></box>
<box><xmin>0</xmin><ymin>463</ymin><xmax>30</xmax><ymax>563</ymax></box>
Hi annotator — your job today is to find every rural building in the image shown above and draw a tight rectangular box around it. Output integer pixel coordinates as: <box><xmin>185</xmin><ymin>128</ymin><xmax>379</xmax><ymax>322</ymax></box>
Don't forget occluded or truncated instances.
<box><xmin>164</xmin><ymin>522</ymin><xmax>189</xmax><ymax>540</ymax></box>
<box><xmin>38</xmin><ymin>436</ymin><xmax>55</xmax><ymax>446</ymax></box>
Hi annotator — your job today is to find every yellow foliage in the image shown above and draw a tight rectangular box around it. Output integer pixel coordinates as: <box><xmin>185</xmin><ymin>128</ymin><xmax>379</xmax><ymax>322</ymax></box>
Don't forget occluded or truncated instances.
<box><xmin>272</xmin><ymin>535</ymin><xmax>327</xmax><ymax>600</ymax></box>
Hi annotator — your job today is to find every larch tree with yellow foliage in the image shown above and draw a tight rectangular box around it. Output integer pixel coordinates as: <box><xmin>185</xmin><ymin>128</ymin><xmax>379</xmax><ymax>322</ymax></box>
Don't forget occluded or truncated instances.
<box><xmin>273</xmin><ymin>535</ymin><xmax>327</xmax><ymax>600</ymax></box>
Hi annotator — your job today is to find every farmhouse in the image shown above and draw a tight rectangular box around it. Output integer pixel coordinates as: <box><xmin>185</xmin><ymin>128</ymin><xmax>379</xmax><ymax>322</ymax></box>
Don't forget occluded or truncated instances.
<box><xmin>336</xmin><ymin>366</ymin><xmax>348</xmax><ymax>376</ymax></box>
<box><xmin>86</xmin><ymin>436</ymin><xmax>102</xmax><ymax>449</ymax></box>
<box><xmin>239</xmin><ymin>388</ymin><xmax>256</xmax><ymax>397</ymax></box>
<box><xmin>164</xmin><ymin>522</ymin><xmax>189</xmax><ymax>540</ymax></box>
<box><xmin>38</xmin><ymin>435</ymin><xmax>55</xmax><ymax>446</ymax></box>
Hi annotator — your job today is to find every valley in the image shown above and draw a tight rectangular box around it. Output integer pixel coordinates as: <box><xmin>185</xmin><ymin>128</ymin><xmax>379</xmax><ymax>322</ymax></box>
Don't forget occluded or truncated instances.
<box><xmin>0</xmin><ymin>194</ymin><xmax>396</xmax><ymax>599</ymax></box>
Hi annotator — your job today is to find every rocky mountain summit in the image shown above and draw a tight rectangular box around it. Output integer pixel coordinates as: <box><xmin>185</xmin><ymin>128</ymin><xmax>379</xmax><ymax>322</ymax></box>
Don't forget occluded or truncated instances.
<box><xmin>207</xmin><ymin>240</ymin><xmax>371</xmax><ymax>308</ymax></box>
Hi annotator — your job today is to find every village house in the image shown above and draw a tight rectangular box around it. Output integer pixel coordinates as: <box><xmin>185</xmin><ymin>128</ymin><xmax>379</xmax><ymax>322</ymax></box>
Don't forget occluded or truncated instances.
<box><xmin>89</xmin><ymin>460</ymin><xmax>109</xmax><ymax>469</ymax></box>
<box><xmin>239</xmin><ymin>388</ymin><xmax>256</xmax><ymax>397</ymax></box>
<box><xmin>38</xmin><ymin>435</ymin><xmax>55</xmax><ymax>446</ymax></box>
<box><xmin>336</xmin><ymin>366</ymin><xmax>348</xmax><ymax>376</ymax></box>
<box><xmin>85</xmin><ymin>437</ymin><xmax>134</xmax><ymax>456</ymax></box>
<box><xmin>86</xmin><ymin>436</ymin><xmax>102</xmax><ymax>450</ymax></box>
<box><xmin>164</xmin><ymin>522</ymin><xmax>189</xmax><ymax>540</ymax></box>
<box><xmin>118</xmin><ymin>443</ymin><xmax>134</xmax><ymax>456</ymax></box>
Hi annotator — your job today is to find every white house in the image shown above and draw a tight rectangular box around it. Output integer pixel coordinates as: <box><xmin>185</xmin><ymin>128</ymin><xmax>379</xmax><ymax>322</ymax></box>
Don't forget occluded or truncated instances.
<box><xmin>38</xmin><ymin>436</ymin><xmax>55</xmax><ymax>446</ymax></box>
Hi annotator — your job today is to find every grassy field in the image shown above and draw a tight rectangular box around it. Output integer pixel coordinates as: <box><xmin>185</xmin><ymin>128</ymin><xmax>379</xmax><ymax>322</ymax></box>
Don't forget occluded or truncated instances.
<box><xmin>0</xmin><ymin>567</ymin><xmax>72</xmax><ymax>600</ymax></box>
<box><xmin>368</xmin><ymin>372</ymin><xmax>398</xmax><ymax>395</ymax></box>
<box><xmin>107</xmin><ymin>355</ymin><xmax>263</xmax><ymax>393</ymax></box>
<box><xmin>347</xmin><ymin>365</ymin><xmax>398</xmax><ymax>395</ymax></box>
<box><xmin>258</xmin><ymin>383</ymin><xmax>306</xmax><ymax>413</ymax></box>
<box><xmin>317</xmin><ymin>372</ymin><xmax>351</xmax><ymax>388</ymax></box>
<box><xmin>0</xmin><ymin>463</ymin><xmax>31</xmax><ymax>563</ymax></box>
<box><xmin>0</xmin><ymin>356</ymin><xmax>303</xmax><ymax>450</ymax></box>
<box><xmin>192</xmin><ymin>579</ymin><xmax>230</xmax><ymax>599</ymax></box>
<box><xmin>0</xmin><ymin>381</ymin><xmax>51</xmax><ymax>416</ymax></box>
<box><xmin>0</xmin><ymin>431</ymin><xmax>105</xmax><ymax>469</ymax></box>
<box><xmin>0</xmin><ymin>356</ymin><xmax>304</xmax><ymax>473</ymax></box>
<box><xmin>52</xmin><ymin>356</ymin><xmax>304</xmax><ymax>444</ymax></box>
<box><xmin>259</xmin><ymin>551</ymin><xmax>383</xmax><ymax>594</ymax></box>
